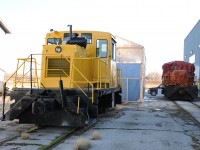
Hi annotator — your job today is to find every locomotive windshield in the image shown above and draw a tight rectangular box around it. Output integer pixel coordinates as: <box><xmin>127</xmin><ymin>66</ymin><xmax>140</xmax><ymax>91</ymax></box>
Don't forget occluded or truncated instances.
<box><xmin>81</xmin><ymin>33</ymin><xmax>92</xmax><ymax>44</ymax></box>
<box><xmin>64</xmin><ymin>33</ymin><xmax>78</xmax><ymax>41</ymax></box>
<box><xmin>47</xmin><ymin>38</ymin><xmax>62</xmax><ymax>45</ymax></box>
<box><xmin>64</xmin><ymin>33</ymin><xmax>92</xmax><ymax>44</ymax></box>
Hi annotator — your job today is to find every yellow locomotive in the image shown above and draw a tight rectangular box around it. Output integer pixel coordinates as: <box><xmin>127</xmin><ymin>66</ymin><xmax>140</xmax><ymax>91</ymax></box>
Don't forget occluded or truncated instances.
<box><xmin>2</xmin><ymin>25</ymin><xmax>122</xmax><ymax>126</ymax></box>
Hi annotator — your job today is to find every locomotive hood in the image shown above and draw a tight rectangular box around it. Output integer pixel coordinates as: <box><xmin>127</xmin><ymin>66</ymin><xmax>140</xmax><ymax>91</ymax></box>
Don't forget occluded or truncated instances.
<box><xmin>162</xmin><ymin>60</ymin><xmax>195</xmax><ymax>76</ymax></box>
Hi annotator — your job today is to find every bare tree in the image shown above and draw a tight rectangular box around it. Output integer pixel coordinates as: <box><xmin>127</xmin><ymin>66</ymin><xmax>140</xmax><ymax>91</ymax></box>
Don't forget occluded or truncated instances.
<box><xmin>145</xmin><ymin>72</ymin><xmax>162</xmax><ymax>88</ymax></box>
<box><xmin>146</xmin><ymin>72</ymin><xmax>162</xmax><ymax>80</ymax></box>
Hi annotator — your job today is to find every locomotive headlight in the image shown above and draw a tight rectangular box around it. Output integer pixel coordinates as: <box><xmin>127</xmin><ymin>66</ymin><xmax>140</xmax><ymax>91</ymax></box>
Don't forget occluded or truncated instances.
<box><xmin>55</xmin><ymin>46</ymin><xmax>62</xmax><ymax>53</ymax></box>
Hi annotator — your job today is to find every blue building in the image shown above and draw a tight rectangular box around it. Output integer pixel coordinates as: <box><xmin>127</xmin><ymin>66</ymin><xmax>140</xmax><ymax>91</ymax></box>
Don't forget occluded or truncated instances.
<box><xmin>116</xmin><ymin>36</ymin><xmax>146</xmax><ymax>102</ymax></box>
<box><xmin>184</xmin><ymin>19</ymin><xmax>200</xmax><ymax>87</ymax></box>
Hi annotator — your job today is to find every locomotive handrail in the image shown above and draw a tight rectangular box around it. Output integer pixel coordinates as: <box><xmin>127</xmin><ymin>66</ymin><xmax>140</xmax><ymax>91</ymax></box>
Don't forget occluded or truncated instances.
<box><xmin>30</xmin><ymin>54</ymin><xmax>95</xmax><ymax>103</ymax></box>
<box><xmin>3</xmin><ymin>56</ymin><xmax>35</xmax><ymax>85</ymax></box>
<box><xmin>13</xmin><ymin>57</ymin><xmax>39</xmax><ymax>88</ymax></box>
<box><xmin>46</xmin><ymin>68</ymin><xmax>91</xmax><ymax>100</ymax></box>
<box><xmin>1</xmin><ymin>55</ymin><xmax>39</xmax><ymax>119</ymax></box>
<box><xmin>73</xmin><ymin>57</ymin><xmax>109</xmax><ymax>89</ymax></box>
<box><xmin>2</xmin><ymin>53</ymin><xmax>111</xmax><ymax>111</ymax></box>
<box><xmin>99</xmin><ymin>59</ymin><xmax>108</xmax><ymax>65</ymax></box>
<box><xmin>62</xmin><ymin>55</ymin><xmax>94</xmax><ymax>103</ymax></box>
<box><xmin>27</xmin><ymin>54</ymin><xmax>95</xmax><ymax>103</ymax></box>
<box><xmin>99</xmin><ymin>58</ymin><xmax>109</xmax><ymax>88</ymax></box>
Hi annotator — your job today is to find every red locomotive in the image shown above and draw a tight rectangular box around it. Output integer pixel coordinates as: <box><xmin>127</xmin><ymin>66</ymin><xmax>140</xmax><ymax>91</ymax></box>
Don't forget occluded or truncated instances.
<box><xmin>162</xmin><ymin>61</ymin><xmax>198</xmax><ymax>100</ymax></box>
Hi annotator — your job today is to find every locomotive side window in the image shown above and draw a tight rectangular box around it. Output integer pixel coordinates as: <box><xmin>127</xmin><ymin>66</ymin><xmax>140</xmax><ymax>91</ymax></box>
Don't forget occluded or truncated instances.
<box><xmin>112</xmin><ymin>40</ymin><xmax>116</xmax><ymax>61</ymax></box>
<box><xmin>96</xmin><ymin>39</ymin><xmax>107</xmax><ymax>58</ymax></box>
<box><xmin>47</xmin><ymin>38</ymin><xmax>62</xmax><ymax>45</ymax></box>
<box><xmin>81</xmin><ymin>33</ymin><xmax>92</xmax><ymax>44</ymax></box>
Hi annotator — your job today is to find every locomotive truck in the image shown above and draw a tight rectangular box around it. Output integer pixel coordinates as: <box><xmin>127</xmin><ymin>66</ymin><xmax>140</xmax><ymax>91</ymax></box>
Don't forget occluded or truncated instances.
<box><xmin>1</xmin><ymin>25</ymin><xmax>122</xmax><ymax>126</ymax></box>
<box><xmin>161</xmin><ymin>61</ymin><xmax>198</xmax><ymax>100</ymax></box>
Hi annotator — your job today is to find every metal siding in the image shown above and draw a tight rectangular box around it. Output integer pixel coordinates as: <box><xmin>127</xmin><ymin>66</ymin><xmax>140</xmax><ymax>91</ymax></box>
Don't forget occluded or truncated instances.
<box><xmin>128</xmin><ymin>79</ymin><xmax>140</xmax><ymax>100</ymax></box>
<box><xmin>117</xmin><ymin>63</ymin><xmax>141</xmax><ymax>101</ymax></box>
<box><xmin>184</xmin><ymin>20</ymin><xmax>200</xmax><ymax>89</ymax></box>
<box><xmin>184</xmin><ymin>20</ymin><xmax>200</xmax><ymax>65</ymax></box>
<box><xmin>121</xmin><ymin>79</ymin><xmax>128</xmax><ymax>101</ymax></box>
<box><xmin>117</xmin><ymin>63</ymin><xmax>140</xmax><ymax>78</ymax></box>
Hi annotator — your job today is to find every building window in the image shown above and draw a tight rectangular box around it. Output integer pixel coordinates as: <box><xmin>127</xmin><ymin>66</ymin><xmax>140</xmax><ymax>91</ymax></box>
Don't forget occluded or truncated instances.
<box><xmin>189</xmin><ymin>54</ymin><xmax>195</xmax><ymax>63</ymax></box>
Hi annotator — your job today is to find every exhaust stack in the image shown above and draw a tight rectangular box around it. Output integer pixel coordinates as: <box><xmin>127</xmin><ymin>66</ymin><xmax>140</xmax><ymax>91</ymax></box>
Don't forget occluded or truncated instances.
<box><xmin>67</xmin><ymin>25</ymin><xmax>72</xmax><ymax>40</ymax></box>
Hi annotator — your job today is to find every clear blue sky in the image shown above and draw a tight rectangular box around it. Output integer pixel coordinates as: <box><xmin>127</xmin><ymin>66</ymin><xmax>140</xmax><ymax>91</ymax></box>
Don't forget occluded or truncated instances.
<box><xmin>0</xmin><ymin>0</ymin><xmax>200</xmax><ymax>74</ymax></box>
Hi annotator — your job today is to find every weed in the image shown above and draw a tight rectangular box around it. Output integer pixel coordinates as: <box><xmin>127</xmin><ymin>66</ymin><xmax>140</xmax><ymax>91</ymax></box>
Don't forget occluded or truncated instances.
<box><xmin>74</xmin><ymin>137</ymin><xmax>91</xmax><ymax>150</ymax></box>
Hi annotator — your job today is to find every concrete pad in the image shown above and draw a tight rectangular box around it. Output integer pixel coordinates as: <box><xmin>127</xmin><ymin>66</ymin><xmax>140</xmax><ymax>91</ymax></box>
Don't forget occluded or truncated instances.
<box><xmin>54</xmin><ymin>99</ymin><xmax>197</xmax><ymax>150</ymax></box>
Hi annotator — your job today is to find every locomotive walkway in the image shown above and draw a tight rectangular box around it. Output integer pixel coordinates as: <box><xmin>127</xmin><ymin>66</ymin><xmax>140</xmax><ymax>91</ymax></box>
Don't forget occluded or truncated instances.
<box><xmin>54</xmin><ymin>95</ymin><xmax>200</xmax><ymax>150</ymax></box>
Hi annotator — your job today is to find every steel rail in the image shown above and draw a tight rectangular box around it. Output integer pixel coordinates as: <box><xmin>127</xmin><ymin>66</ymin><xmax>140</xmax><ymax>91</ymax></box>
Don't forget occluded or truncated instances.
<box><xmin>0</xmin><ymin>125</ymin><xmax>39</xmax><ymax>146</ymax></box>
<box><xmin>173</xmin><ymin>101</ymin><xmax>200</xmax><ymax>128</ymax></box>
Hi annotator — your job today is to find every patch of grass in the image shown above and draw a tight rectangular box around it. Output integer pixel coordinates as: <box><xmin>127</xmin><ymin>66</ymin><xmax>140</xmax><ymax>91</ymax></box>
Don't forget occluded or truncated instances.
<box><xmin>20</xmin><ymin>132</ymin><xmax>30</xmax><ymax>140</ymax></box>
<box><xmin>0</xmin><ymin>125</ymin><xmax>5</xmax><ymax>130</ymax></box>
<box><xmin>8</xmin><ymin>119</ymin><xmax>19</xmax><ymax>126</ymax></box>
<box><xmin>192</xmin><ymin>136</ymin><xmax>199</xmax><ymax>142</ymax></box>
<box><xmin>74</xmin><ymin>137</ymin><xmax>91</xmax><ymax>150</ymax></box>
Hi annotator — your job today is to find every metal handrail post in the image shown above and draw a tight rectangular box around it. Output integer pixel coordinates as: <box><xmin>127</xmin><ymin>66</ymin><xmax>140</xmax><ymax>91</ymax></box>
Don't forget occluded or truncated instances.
<box><xmin>1</xmin><ymin>82</ymin><xmax>6</xmax><ymax>120</ymax></box>
<box><xmin>30</xmin><ymin>54</ymin><xmax>32</xmax><ymax>95</ymax></box>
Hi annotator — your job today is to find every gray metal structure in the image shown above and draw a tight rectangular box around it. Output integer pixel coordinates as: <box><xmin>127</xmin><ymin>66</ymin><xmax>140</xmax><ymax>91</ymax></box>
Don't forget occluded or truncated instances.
<box><xmin>184</xmin><ymin>19</ymin><xmax>200</xmax><ymax>88</ymax></box>
<box><xmin>116</xmin><ymin>36</ymin><xmax>146</xmax><ymax>102</ymax></box>
<box><xmin>0</xmin><ymin>19</ymin><xmax>11</xmax><ymax>34</ymax></box>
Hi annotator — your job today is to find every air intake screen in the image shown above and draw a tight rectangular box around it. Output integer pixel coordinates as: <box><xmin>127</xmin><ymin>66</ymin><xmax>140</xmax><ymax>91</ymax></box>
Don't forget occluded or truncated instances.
<box><xmin>47</xmin><ymin>58</ymin><xmax>70</xmax><ymax>77</ymax></box>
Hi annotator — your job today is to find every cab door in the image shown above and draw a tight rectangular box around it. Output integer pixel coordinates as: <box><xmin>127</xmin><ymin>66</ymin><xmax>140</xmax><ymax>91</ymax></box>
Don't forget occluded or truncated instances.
<box><xmin>96</xmin><ymin>39</ymin><xmax>109</xmax><ymax>87</ymax></box>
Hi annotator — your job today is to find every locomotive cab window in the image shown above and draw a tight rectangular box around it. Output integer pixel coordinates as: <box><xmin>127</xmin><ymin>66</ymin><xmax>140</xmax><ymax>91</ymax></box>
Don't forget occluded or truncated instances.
<box><xmin>96</xmin><ymin>39</ymin><xmax>107</xmax><ymax>58</ymax></box>
<box><xmin>112</xmin><ymin>40</ymin><xmax>116</xmax><ymax>61</ymax></box>
<box><xmin>47</xmin><ymin>38</ymin><xmax>62</xmax><ymax>45</ymax></box>
<box><xmin>64</xmin><ymin>33</ymin><xmax>70</xmax><ymax>41</ymax></box>
<box><xmin>81</xmin><ymin>33</ymin><xmax>92</xmax><ymax>44</ymax></box>
<box><xmin>64</xmin><ymin>33</ymin><xmax>78</xmax><ymax>41</ymax></box>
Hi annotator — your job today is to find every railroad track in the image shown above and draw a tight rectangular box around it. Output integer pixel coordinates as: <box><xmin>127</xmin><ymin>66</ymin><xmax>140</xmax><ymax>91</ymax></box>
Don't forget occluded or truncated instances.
<box><xmin>0</xmin><ymin>125</ymin><xmax>39</xmax><ymax>145</ymax></box>
<box><xmin>191</xmin><ymin>101</ymin><xmax>200</xmax><ymax>109</ymax></box>
<box><xmin>0</xmin><ymin>123</ymin><xmax>96</xmax><ymax>150</ymax></box>
<box><xmin>38</xmin><ymin>127</ymin><xmax>81</xmax><ymax>150</ymax></box>
<box><xmin>173</xmin><ymin>100</ymin><xmax>200</xmax><ymax>127</ymax></box>
<box><xmin>0</xmin><ymin>100</ymin><xmax>115</xmax><ymax>149</ymax></box>
<box><xmin>0</xmin><ymin>107</ymin><xmax>118</xmax><ymax>150</ymax></box>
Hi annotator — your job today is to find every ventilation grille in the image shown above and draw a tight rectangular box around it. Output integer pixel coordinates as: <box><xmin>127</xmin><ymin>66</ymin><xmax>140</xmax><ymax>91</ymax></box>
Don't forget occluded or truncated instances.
<box><xmin>47</xmin><ymin>58</ymin><xmax>70</xmax><ymax>77</ymax></box>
